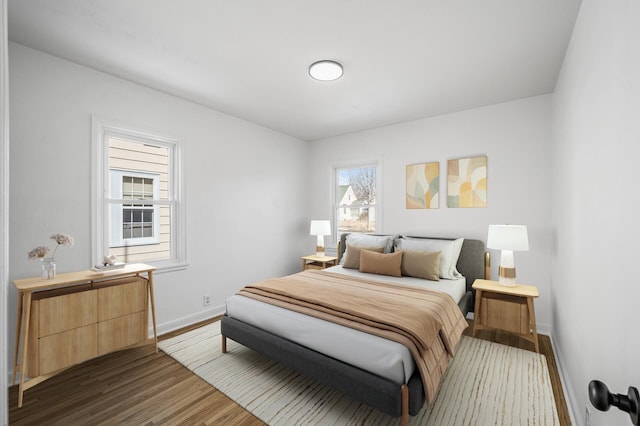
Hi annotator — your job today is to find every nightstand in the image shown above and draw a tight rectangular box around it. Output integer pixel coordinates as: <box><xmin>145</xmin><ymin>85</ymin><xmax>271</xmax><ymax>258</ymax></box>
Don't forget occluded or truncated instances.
<box><xmin>472</xmin><ymin>279</ymin><xmax>539</xmax><ymax>352</ymax></box>
<box><xmin>301</xmin><ymin>255</ymin><xmax>338</xmax><ymax>271</ymax></box>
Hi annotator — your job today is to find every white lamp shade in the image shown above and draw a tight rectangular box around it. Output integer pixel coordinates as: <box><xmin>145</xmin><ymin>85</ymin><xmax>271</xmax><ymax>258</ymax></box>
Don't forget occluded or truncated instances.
<box><xmin>487</xmin><ymin>225</ymin><xmax>529</xmax><ymax>251</ymax></box>
<box><xmin>309</xmin><ymin>220</ymin><xmax>331</xmax><ymax>236</ymax></box>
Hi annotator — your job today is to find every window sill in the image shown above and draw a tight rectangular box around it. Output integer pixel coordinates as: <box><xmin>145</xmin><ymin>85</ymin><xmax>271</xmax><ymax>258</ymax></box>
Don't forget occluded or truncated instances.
<box><xmin>149</xmin><ymin>261</ymin><xmax>188</xmax><ymax>274</ymax></box>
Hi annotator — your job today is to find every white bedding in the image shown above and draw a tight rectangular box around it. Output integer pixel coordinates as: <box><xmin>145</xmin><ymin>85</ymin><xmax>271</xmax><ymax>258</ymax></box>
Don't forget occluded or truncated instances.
<box><xmin>225</xmin><ymin>267</ymin><xmax>466</xmax><ymax>385</ymax></box>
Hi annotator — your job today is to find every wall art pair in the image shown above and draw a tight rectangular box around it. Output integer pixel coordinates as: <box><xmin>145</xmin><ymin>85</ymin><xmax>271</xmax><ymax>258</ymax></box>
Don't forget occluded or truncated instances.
<box><xmin>406</xmin><ymin>155</ymin><xmax>487</xmax><ymax>209</ymax></box>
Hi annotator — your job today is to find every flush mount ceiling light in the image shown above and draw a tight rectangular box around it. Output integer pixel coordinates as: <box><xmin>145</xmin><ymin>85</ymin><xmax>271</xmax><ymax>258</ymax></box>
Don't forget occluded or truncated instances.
<box><xmin>309</xmin><ymin>60</ymin><xmax>343</xmax><ymax>81</ymax></box>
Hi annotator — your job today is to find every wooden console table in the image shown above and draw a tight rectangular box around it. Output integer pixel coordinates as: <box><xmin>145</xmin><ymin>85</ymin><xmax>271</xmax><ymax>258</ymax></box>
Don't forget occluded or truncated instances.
<box><xmin>12</xmin><ymin>263</ymin><xmax>157</xmax><ymax>407</ymax></box>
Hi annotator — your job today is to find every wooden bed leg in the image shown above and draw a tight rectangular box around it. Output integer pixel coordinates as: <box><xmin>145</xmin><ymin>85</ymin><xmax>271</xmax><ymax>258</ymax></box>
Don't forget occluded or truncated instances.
<box><xmin>400</xmin><ymin>384</ymin><xmax>409</xmax><ymax>426</ymax></box>
<box><xmin>221</xmin><ymin>335</ymin><xmax>227</xmax><ymax>353</ymax></box>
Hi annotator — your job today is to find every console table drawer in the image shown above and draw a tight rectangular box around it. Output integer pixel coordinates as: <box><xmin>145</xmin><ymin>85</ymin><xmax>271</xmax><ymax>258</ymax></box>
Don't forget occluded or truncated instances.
<box><xmin>37</xmin><ymin>289</ymin><xmax>98</xmax><ymax>337</ymax></box>
<box><xmin>97</xmin><ymin>278</ymin><xmax>146</xmax><ymax>322</ymax></box>
<box><xmin>98</xmin><ymin>311</ymin><xmax>146</xmax><ymax>355</ymax></box>
<box><xmin>30</xmin><ymin>324</ymin><xmax>98</xmax><ymax>376</ymax></box>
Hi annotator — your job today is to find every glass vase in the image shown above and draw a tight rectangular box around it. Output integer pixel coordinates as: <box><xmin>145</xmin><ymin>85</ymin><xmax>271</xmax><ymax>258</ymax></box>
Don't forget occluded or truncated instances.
<box><xmin>41</xmin><ymin>257</ymin><xmax>57</xmax><ymax>279</ymax></box>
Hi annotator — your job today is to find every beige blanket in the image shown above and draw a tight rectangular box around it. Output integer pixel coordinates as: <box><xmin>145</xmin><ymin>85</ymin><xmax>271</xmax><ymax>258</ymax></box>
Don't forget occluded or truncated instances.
<box><xmin>238</xmin><ymin>269</ymin><xmax>468</xmax><ymax>403</ymax></box>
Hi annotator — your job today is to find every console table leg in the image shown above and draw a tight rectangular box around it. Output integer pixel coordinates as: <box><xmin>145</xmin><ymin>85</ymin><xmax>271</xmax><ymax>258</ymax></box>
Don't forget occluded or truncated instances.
<box><xmin>148</xmin><ymin>272</ymin><xmax>158</xmax><ymax>353</ymax></box>
<box><xmin>18</xmin><ymin>291</ymin><xmax>33</xmax><ymax>408</ymax></box>
<box><xmin>13</xmin><ymin>292</ymin><xmax>23</xmax><ymax>385</ymax></box>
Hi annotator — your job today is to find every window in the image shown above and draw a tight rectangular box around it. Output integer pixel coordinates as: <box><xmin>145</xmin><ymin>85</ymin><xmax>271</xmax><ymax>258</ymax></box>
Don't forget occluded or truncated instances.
<box><xmin>334</xmin><ymin>162</ymin><xmax>379</xmax><ymax>242</ymax></box>
<box><xmin>92</xmin><ymin>117</ymin><xmax>185</xmax><ymax>270</ymax></box>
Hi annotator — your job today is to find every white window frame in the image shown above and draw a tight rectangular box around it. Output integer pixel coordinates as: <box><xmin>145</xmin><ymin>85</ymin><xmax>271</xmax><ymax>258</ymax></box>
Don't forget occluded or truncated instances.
<box><xmin>330</xmin><ymin>157</ymin><xmax>383</xmax><ymax>247</ymax></box>
<box><xmin>92</xmin><ymin>116</ymin><xmax>187</xmax><ymax>271</ymax></box>
<box><xmin>109</xmin><ymin>169</ymin><xmax>161</xmax><ymax>247</ymax></box>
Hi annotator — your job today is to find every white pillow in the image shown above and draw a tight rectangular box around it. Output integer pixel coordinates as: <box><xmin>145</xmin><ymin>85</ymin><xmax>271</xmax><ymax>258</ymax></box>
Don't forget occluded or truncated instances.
<box><xmin>394</xmin><ymin>237</ymin><xmax>464</xmax><ymax>279</ymax></box>
<box><xmin>345</xmin><ymin>234</ymin><xmax>395</xmax><ymax>253</ymax></box>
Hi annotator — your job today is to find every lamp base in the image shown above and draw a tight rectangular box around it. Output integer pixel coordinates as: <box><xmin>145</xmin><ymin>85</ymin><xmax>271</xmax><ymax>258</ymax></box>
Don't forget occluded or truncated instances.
<box><xmin>316</xmin><ymin>235</ymin><xmax>326</xmax><ymax>257</ymax></box>
<box><xmin>498</xmin><ymin>266</ymin><xmax>517</xmax><ymax>287</ymax></box>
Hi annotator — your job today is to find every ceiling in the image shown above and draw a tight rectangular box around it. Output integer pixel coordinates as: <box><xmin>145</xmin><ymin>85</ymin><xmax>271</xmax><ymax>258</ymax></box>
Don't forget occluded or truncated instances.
<box><xmin>7</xmin><ymin>1</ymin><xmax>581</xmax><ymax>141</ymax></box>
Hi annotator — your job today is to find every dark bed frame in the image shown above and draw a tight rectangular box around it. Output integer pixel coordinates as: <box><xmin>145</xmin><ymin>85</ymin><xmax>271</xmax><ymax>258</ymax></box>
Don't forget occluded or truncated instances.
<box><xmin>221</xmin><ymin>235</ymin><xmax>487</xmax><ymax>425</ymax></box>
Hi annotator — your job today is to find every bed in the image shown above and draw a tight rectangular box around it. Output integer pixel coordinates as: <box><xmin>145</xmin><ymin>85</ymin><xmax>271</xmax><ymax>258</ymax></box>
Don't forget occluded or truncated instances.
<box><xmin>221</xmin><ymin>234</ymin><xmax>487</xmax><ymax>425</ymax></box>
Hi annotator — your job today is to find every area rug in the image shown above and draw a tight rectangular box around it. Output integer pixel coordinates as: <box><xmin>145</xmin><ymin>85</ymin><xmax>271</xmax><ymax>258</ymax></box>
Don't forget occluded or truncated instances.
<box><xmin>159</xmin><ymin>322</ymin><xmax>559</xmax><ymax>425</ymax></box>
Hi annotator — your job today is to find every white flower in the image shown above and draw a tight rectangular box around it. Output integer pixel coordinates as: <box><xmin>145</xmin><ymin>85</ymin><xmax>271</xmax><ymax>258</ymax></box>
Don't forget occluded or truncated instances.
<box><xmin>28</xmin><ymin>233</ymin><xmax>75</xmax><ymax>260</ymax></box>
<box><xmin>28</xmin><ymin>246</ymin><xmax>51</xmax><ymax>260</ymax></box>
<box><xmin>50</xmin><ymin>233</ymin><xmax>74</xmax><ymax>247</ymax></box>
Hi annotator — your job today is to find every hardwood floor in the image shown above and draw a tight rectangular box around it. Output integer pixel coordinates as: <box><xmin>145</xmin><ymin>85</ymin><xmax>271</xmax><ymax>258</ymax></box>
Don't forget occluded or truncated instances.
<box><xmin>9</xmin><ymin>318</ymin><xmax>265</xmax><ymax>426</ymax></box>
<box><xmin>9</xmin><ymin>318</ymin><xmax>570</xmax><ymax>425</ymax></box>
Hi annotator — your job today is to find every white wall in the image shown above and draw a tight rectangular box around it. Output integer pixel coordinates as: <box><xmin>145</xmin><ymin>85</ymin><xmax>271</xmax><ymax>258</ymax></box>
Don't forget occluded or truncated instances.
<box><xmin>553</xmin><ymin>1</ymin><xmax>640</xmax><ymax>425</ymax></box>
<box><xmin>7</xmin><ymin>43</ymin><xmax>309</xmax><ymax>376</ymax></box>
<box><xmin>308</xmin><ymin>95</ymin><xmax>555</xmax><ymax>333</ymax></box>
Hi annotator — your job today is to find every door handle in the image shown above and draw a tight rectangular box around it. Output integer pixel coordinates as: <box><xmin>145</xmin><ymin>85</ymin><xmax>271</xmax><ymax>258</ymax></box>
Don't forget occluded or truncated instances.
<box><xmin>589</xmin><ymin>380</ymin><xmax>639</xmax><ymax>425</ymax></box>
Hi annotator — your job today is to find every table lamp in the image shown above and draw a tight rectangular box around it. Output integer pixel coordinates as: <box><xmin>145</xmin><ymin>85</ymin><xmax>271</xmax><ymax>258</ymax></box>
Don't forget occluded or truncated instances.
<box><xmin>310</xmin><ymin>220</ymin><xmax>331</xmax><ymax>256</ymax></box>
<box><xmin>486</xmin><ymin>224</ymin><xmax>529</xmax><ymax>286</ymax></box>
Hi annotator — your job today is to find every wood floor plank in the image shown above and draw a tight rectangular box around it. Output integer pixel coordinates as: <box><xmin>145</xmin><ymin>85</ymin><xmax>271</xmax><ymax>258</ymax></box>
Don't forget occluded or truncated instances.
<box><xmin>9</xmin><ymin>319</ymin><xmax>570</xmax><ymax>425</ymax></box>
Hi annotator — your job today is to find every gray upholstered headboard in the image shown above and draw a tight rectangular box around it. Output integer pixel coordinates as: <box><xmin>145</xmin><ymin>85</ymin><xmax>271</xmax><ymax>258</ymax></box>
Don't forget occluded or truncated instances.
<box><xmin>338</xmin><ymin>233</ymin><xmax>487</xmax><ymax>312</ymax></box>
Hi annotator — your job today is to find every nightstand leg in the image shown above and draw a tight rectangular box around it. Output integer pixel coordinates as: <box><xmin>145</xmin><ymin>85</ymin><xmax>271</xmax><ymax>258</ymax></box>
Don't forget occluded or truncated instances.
<box><xmin>527</xmin><ymin>296</ymin><xmax>539</xmax><ymax>353</ymax></box>
<box><xmin>472</xmin><ymin>289</ymin><xmax>483</xmax><ymax>337</ymax></box>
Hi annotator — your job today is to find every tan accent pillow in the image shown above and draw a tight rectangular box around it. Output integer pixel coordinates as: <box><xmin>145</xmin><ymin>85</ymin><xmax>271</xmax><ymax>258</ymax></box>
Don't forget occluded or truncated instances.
<box><xmin>342</xmin><ymin>244</ymin><xmax>385</xmax><ymax>269</ymax></box>
<box><xmin>399</xmin><ymin>250</ymin><xmax>441</xmax><ymax>281</ymax></box>
<box><xmin>359</xmin><ymin>250</ymin><xmax>403</xmax><ymax>277</ymax></box>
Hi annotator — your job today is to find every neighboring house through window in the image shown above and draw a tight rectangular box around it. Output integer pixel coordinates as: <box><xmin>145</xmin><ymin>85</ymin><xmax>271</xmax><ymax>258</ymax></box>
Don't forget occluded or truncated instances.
<box><xmin>109</xmin><ymin>168</ymin><xmax>160</xmax><ymax>247</ymax></box>
<box><xmin>334</xmin><ymin>161</ymin><xmax>379</xmax><ymax>243</ymax></box>
<box><xmin>92</xmin><ymin>117</ymin><xmax>185</xmax><ymax>270</ymax></box>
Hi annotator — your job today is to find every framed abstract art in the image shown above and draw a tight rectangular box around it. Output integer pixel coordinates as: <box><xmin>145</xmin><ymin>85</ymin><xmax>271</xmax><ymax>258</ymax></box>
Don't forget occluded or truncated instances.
<box><xmin>406</xmin><ymin>162</ymin><xmax>439</xmax><ymax>209</ymax></box>
<box><xmin>447</xmin><ymin>156</ymin><xmax>487</xmax><ymax>208</ymax></box>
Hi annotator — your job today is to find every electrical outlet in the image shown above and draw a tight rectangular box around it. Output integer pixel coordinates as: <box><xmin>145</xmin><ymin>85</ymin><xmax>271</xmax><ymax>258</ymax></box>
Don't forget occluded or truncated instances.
<box><xmin>585</xmin><ymin>404</ymin><xmax>591</xmax><ymax>426</ymax></box>
<box><xmin>203</xmin><ymin>295</ymin><xmax>211</xmax><ymax>307</ymax></box>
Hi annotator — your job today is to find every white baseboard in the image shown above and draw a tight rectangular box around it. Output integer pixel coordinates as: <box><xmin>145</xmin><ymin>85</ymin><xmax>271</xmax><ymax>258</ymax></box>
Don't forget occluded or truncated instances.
<box><xmin>154</xmin><ymin>304</ymin><xmax>226</xmax><ymax>337</ymax></box>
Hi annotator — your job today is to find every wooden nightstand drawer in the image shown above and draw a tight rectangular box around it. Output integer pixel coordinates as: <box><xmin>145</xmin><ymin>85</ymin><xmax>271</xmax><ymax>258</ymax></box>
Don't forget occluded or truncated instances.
<box><xmin>304</xmin><ymin>262</ymin><xmax>326</xmax><ymax>270</ymax></box>
<box><xmin>301</xmin><ymin>255</ymin><xmax>338</xmax><ymax>271</ymax></box>
<box><xmin>479</xmin><ymin>292</ymin><xmax>529</xmax><ymax>334</ymax></box>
